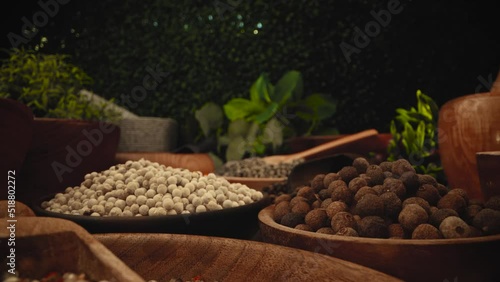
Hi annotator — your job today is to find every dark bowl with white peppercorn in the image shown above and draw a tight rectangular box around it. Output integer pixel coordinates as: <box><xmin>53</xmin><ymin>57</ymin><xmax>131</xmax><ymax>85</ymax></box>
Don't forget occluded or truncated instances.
<box><xmin>31</xmin><ymin>158</ymin><xmax>272</xmax><ymax>240</ymax></box>
<box><xmin>258</xmin><ymin>156</ymin><xmax>500</xmax><ymax>282</ymax></box>
<box><xmin>33</xmin><ymin>193</ymin><xmax>271</xmax><ymax>239</ymax></box>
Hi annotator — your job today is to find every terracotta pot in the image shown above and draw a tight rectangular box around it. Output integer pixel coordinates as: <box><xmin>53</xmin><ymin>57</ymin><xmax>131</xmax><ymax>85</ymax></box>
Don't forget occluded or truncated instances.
<box><xmin>17</xmin><ymin>118</ymin><xmax>121</xmax><ymax>206</ymax></box>
<box><xmin>438</xmin><ymin>71</ymin><xmax>500</xmax><ymax>200</ymax></box>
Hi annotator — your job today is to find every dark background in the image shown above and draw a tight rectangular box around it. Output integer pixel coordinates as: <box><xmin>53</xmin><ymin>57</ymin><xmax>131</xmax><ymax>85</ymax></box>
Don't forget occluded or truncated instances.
<box><xmin>1</xmin><ymin>1</ymin><xmax>499</xmax><ymax>143</ymax></box>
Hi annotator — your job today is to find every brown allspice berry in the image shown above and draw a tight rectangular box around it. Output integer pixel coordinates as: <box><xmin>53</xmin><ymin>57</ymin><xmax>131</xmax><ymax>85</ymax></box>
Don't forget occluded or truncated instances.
<box><xmin>379</xmin><ymin>161</ymin><xmax>393</xmax><ymax>172</ymax></box>
<box><xmin>320</xmin><ymin>198</ymin><xmax>333</xmax><ymax>208</ymax></box>
<box><xmin>296</xmin><ymin>186</ymin><xmax>316</xmax><ymax>203</ymax></box>
<box><xmin>447</xmin><ymin>188</ymin><xmax>469</xmax><ymax>205</ymax></box>
<box><xmin>366</xmin><ymin>165</ymin><xmax>385</xmax><ymax>186</ymax></box>
<box><xmin>316</xmin><ymin>227</ymin><xmax>336</xmax><ymax>234</ymax></box>
<box><xmin>472</xmin><ymin>208</ymin><xmax>500</xmax><ymax>235</ymax></box>
<box><xmin>372</xmin><ymin>185</ymin><xmax>385</xmax><ymax>195</ymax></box>
<box><xmin>469</xmin><ymin>198</ymin><xmax>484</xmax><ymax>207</ymax></box>
<box><xmin>465</xmin><ymin>204</ymin><xmax>483</xmax><ymax>224</ymax></box>
<box><xmin>417</xmin><ymin>174</ymin><xmax>438</xmax><ymax>187</ymax></box>
<box><xmin>323</xmin><ymin>172</ymin><xmax>341</xmax><ymax>188</ymax></box>
<box><xmin>331</xmin><ymin>185</ymin><xmax>353</xmax><ymax>205</ymax></box>
<box><xmin>318</xmin><ymin>188</ymin><xmax>332</xmax><ymax>200</ymax></box>
<box><xmin>280</xmin><ymin>212</ymin><xmax>305</xmax><ymax>228</ymax></box>
<box><xmin>305</xmin><ymin>209</ymin><xmax>329</xmax><ymax>231</ymax></box>
<box><xmin>436</xmin><ymin>183</ymin><xmax>449</xmax><ymax>196</ymax></box>
<box><xmin>357</xmin><ymin>216</ymin><xmax>389</xmax><ymax>238</ymax></box>
<box><xmin>429</xmin><ymin>208</ymin><xmax>459</xmax><ymax>228</ymax></box>
<box><xmin>328</xmin><ymin>179</ymin><xmax>348</xmax><ymax>191</ymax></box>
<box><xmin>352</xmin><ymin>157</ymin><xmax>370</xmax><ymax>174</ymax></box>
<box><xmin>354</xmin><ymin>186</ymin><xmax>378</xmax><ymax>203</ymax></box>
<box><xmin>415</xmin><ymin>184</ymin><xmax>441</xmax><ymax>206</ymax></box>
<box><xmin>295</xmin><ymin>224</ymin><xmax>313</xmax><ymax>232</ymax></box>
<box><xmin>484</xmin><ymin>195</ymin><xmax>500</xmax><ymax>211</ymax></box>
<box><xmin>274</xmin><ymin>194</ymin><xmax>292</xmax><ymax>205</ymax></box>
<box><xmin>348</xmin><ymin>177</ymin><xmax>368</xmax><ymax>195</ymax></box>
<box><xmin>336</xmin><ymin>227</ymin><xmax>359</xmax><ymax>237</ymax></box>
<box><xmin>398</xmin><ymin>204</ymin><xmax>429</xmax><ymax>232</ymax></box>
<box><xmin>331</xmin><ymin>211</ymin><xmax>357</xmax><ymax>233</ymax></box>
<box><xmin>402</xmin><ymin>197</ymin><xmax>431</xmax><ymax>215</ymax></box>
<box><xmin>383</xmin><ymin>171</ymin><xmax>394</xmax><ymax>179</ymax></box>
<box><xmin>338</xmin><ymin>166</ymin><xmax>359</xmax><ymax>183</ymax></box>
<box><xmin>291</xmin><ymin>200</ymin><xmax>310</xmax><ymax>215</ymax></box>
<box><xmin>437</xmin><ymin>193</ymin><xmax>467</xmax><ymax>215</ymax></box>
<box><xmin>439</xmin><ymin>216</ymin><xmax>470</xmax><ymax>239</ymax></box>
<box><xmin>290</xmin><ymin>196</ymin><xmax>308</xmax><ymax>207</ymax></box>
<box><xmin>326</xmin><ymin>201</ymin><xmax>348</xmax><ymax>219</ymax></box>
<box><xmin>429</xmin><ymin>206</ymin><xmax>439</xmax><ymax>215</ymax></box>
<box><xmin>310</xmin><ymin>174</ymin><xmax>326</xmax><ymax>193</ymax></box>
<box><xmin>380</xmin><ymin>191</ymin><xmax>402</xmax><ymax>220</ymax></box>
<box><xmin>388</xmin><ymin>223</ymin><xmax>405</xmax><ymax>239</ymax></box>
<box><xmin>412</xmin><ymin>223</ymin><xmax>443</xmax><ymax>239</ymax></box>
<box><xmin>354</xmin><ymin>194</ymin><xmax>384</xmax><ymax>217</ymax></box>
<box><xmin>383</xmin><ymin>178</ymin><xmax>406</xmax><ymax>200</ymax></box>
<box><xmin>399</xmin><ymin>171</ymin><xmax>420</xmax><ymax>195</ymax></box>
<box><xmin>312</xmin><ymin>199</ymin><xmax>322</xmax><ymax>209</ymax></box>
<box><xmin>391</xmin><ymin>159</ymin><xmax>416</xmax><ymax>176</ymax></box>
<box><xmin>273</xmin><ymin>201</ymin><xmax>291</xmax><ymax>222</ymax></box>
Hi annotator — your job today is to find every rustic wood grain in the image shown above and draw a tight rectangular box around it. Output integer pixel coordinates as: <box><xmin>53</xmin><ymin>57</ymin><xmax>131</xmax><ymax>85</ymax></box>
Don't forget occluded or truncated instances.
<box><xmin>94</xmin><ymin>233</ymin><xmax>402</xmax><ymax>282</ymax></box>
<box><xmin>0</xmin><ymin>217</ymin><xmax>145</xmax><ymax>282</ymax></box>
<box><xmin>438</xmin><ymin>83</ymin><xmax>500</xmax><ymax>200</ymax></box>
<box><xmin>258</xmin><ymin>205</ymin><xmax>500</xmax><ymax>282</ymax></box>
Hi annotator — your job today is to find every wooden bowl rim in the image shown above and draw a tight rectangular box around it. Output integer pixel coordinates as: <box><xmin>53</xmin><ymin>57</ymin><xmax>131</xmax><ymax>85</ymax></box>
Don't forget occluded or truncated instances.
<box><xmin>259</xmin><ymin>205</ymin><xmax>500</xmax><ymax>245</ymax></box>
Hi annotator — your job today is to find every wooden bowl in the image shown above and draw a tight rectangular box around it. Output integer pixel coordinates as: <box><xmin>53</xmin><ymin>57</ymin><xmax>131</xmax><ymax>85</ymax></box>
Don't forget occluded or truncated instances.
<box><xmin>32</xmin><ymin>194</ymin><xmax>271</xmax><ymax>240</ymax></box>
<box><xmin>94</xmin><ymin>233</ymin><xmax>402</xmax><ymax>282</ymax></box>
<box><xmin>258</xmin><ymin>205</ymin><xmax>500</xmax><ymax>282</ymax></box>
<box><xmin>438</xmin><ymin>91</ymin><xmax>500</xmax><ymax>200</ymax></box>
<box><xmin>0</xmin><ymin>217</ymin><xmax>144</xmax><ymax>281</ymax></box>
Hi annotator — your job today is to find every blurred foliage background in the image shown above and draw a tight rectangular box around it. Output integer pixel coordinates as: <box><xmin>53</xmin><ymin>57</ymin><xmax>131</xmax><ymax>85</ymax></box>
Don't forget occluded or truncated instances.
<box><xmin>1</xmin><ymin>0</ymin><xmax>499</xmax><ymax>148</ymax></box>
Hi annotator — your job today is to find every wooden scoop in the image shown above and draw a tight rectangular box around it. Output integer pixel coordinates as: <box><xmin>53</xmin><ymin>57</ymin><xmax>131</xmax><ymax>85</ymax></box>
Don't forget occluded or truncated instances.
<box><xmin>262</xmin><ymin>129</ymin><xmax>379</xmax><ymax>165</ymax></box>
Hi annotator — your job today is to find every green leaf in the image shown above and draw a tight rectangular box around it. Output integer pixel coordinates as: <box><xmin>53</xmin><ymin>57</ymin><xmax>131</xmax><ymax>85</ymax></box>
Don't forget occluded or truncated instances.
<box><xmin>227</xmin><ymin>119</ymin><xmax>250</xmax><ymax>138</ymax></box>
<box><xmin>403</xmin><ymin>123</ymin><xmax>416</xmax><ymax>145</ymax></box>
<box><xmin>253</xmin><ymin>102</ymin><xmax>279</xmax><ymax>124</ymax></box>
<box><xmin>223</xmin><ymin>98</ymin><xmax>264</xmax><ymax>121</ymax></box>
<box><xmin>416</xmin><ymin>120</ymin><xmax>426</xmax><ymax>150</ymax></box>
<box><xmin>226</xmin><ymin>136</ymin><xmax>247</xmax><ymax>161</ymax></box>
<box><xmin>272</xmin><ymin>70</ymin><xmax>302</xmax><ymax>105</ymax></box>
<box><xmin>261</xmin><ymin>118</ymin><xmax>283</xmax><ymax>149</ymax></box>
<box><xmin>249</xmin><ymin>73</ymin><xmax>272</xmax><ymax>104</ymax></box>
<box><xmin>194</xmin><ymin>102</ymin><xmax>224</xmax><ymax>137</ymax></box>
<box><xmin>303</xmin><ymin>93</ymin><xmax>337</xmax><ymax>120</ymax></box>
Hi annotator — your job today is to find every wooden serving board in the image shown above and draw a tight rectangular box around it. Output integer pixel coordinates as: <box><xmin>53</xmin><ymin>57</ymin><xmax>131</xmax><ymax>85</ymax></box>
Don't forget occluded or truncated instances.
<box><xmin>94</xmin><ymin>233</ymin><xmax>402</xmax><ymax>282</ymax></box>
<box><xmin>0</xmin><ymin>217</ymin><xmax>145</xmax><ymax>282</ymax></box>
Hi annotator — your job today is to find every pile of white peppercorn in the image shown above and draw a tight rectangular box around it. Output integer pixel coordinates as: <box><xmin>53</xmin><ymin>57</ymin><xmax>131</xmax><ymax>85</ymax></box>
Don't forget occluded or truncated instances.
<box><xmin>217</xmin><ymin>157</ymin><xmax>305</xmax><ymax>178</ymax></box>
<box><xmin>41</xmin><ymin>158</ymin><xmax>264</xmax><ymax>217</ymax></box>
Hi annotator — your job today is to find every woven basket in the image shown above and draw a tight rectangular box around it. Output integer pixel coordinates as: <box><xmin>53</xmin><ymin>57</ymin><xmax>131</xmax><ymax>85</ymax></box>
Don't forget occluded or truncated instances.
<box><xmin>118</xmin><ymin>117</ymin><xmax>178</xmax><ymax>152</ymax></box>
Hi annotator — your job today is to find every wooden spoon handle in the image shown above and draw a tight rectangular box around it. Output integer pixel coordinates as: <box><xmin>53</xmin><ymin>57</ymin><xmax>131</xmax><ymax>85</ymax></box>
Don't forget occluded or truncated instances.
<box><xmin>491</xmin><ymin>68</ymin><xmax>500</xmax><ymax>94</ymax></box>
<box><xmin>290</xmin><ymin>129</ymin><xmax>379</xmax><ymax>160</ymax></box>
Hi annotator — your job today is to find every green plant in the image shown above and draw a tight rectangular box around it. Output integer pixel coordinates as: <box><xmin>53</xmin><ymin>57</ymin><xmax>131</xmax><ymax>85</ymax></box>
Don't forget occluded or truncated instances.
<box><xmin>0</xmin><ymin>48</ymin><xmax>120</xmax><ymax>122</ymax></box>
<box><xmin>387</xmin><ymin>89</ymin><xmax>443</xmax><ymax>179</ymax></box>
<box><xmin>195</xmin><ymin>70</ymin><xmax>337</xmax><ymax>162</ymax></box>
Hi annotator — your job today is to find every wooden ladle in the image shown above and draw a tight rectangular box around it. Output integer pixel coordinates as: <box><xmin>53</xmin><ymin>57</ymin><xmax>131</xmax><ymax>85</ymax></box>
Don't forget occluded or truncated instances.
<box><xmin>262</xmin><ymin>129</ymin><xmax>379</xmax><ymax>165</ymax></box>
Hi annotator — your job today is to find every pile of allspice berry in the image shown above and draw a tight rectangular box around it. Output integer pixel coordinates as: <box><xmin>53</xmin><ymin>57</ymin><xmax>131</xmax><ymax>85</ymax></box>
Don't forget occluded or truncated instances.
<box><xmin>272</xmin><ymin>157</ymin><xmax>500</xmax><ymax>239</ymax></box>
